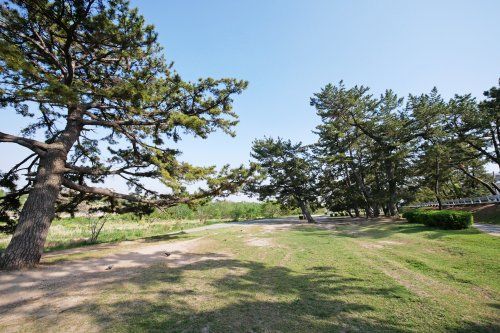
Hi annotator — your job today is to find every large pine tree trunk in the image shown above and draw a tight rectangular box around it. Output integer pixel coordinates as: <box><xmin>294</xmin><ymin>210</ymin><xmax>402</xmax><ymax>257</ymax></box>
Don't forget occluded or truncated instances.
<box><xmin>0</xmin><ymin>151</ymin><xmax>66</xmax><ymax>269</ymax></box>
<box><xmin>1</xmin><ymin>109</ymin><xmax>81</xmax><ymax>270</ymax></box>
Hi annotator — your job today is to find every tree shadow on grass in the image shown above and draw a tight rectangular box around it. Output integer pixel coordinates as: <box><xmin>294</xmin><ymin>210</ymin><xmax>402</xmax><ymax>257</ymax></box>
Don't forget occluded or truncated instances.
<box><xmin>449</xmin><ymin>321</ymin><xmax>500</xmax><ymax>333</ymax></box>
<box><xmin>141</xmin><ymin>231</ymin><xmax>191</xmax><ymax>243</ymax></box>
<box><xmin>62</xmin><ymin>257</ymin><xmax>425</xmax><ymax>332</ymax></box>
<box><xmin>320</xmin><ymin>220</ymin><xmax>485</xmax><ymax>240</ymax></box>
<box><xmin>2</xmin><ymin>250</ymin><xmax>497</xmax><ymax>332</ymax></box>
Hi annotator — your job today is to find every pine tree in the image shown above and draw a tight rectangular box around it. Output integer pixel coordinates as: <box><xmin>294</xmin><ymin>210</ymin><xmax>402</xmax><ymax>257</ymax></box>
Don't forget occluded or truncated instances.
<box><xmin>246</xmin><ymin>137</ymin><xmax>318</xmax><ymax>223</ymax></box>
<box><xmin>0</xmin><ymin>0</ymin><xmax>250</xmax><ymax>269</ymax></box>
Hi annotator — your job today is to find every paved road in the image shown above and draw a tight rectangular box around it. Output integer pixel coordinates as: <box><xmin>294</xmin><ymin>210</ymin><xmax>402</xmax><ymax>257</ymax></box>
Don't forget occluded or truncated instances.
<box><xmin>474</xmin><ymin>223</ymin><xmax>500</xmax><ymax>236</ymax></box>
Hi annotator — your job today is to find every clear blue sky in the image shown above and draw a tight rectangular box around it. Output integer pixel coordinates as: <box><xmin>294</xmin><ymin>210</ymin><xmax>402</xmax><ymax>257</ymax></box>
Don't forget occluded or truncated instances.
<box><xmin>130</xmin><ymin>0</ymin><xmax>500</xmax><ymax>168</ymax></box>
<box><xmin>1</xmin><ymin>0</ymin><xmax>499</xmax><ymax>196</ymax></box>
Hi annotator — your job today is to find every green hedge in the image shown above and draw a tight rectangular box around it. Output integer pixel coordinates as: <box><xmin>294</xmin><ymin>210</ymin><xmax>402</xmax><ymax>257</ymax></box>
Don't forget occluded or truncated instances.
<box><xmin>402</xmin><ymin>210</ymin><xmax>473</xmax><ymax>229</ymax></box>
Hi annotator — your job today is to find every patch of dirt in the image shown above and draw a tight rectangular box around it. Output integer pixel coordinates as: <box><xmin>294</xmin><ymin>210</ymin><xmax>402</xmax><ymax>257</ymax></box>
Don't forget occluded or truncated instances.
<box><xmin>0</xmin><ymin>236</ymin><xmax>225</xmax><ymax>329</ymax></box>
<box><xmin>359</xmin><ymin>242</ymin><xmax>384</xmax><ymax>249</ymax></box>
<box><xmin>378</xmin><ymin>240</ymin><xmax>405</xmax><ymax>246</ymax></box>
<box><xmin>359</xmin><ymin>240</ymin><xmax>405</xmax><ymax>249</ymax></box>
<box><xmin>245</xmin><ymin>237</ymin><xmax>273</xmax><ymax>247</ymax></box>
<box><xmin>261</xmin><ymin>223</ymin><xmax>297</xmax><ymax>233</ymax></box>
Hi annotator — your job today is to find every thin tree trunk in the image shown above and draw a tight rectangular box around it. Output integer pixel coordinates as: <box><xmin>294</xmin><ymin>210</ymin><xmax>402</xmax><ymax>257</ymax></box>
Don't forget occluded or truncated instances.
<box><xmin>351</xmin><ymin>167</ymin><xmax>374</xmax><ymax>218</ymax></box>
<box><xmin>382</xmin><ymin>205</ymin><xmax>389</xmax><ymax>216</ymax></box>
<box><xmin>436</xmin><ymin>195</ymin><xmax>443</xmax><ymax>210</ymax></box>
<box><xmin>297</xmin><ymin>199</ymin><xmax>315</xmax><ymax>223</ymax></box>
<box><xmin>347</xmin><ymin>152</ymin><xmax>375</xmax><ymax>218</ymax></box>
<box><xmin>385</xmin><ymin>159</ymin><xmax>398</xmax><ymax>216</ymax></box>
<box><xmin>434</xmin><ymin>156</ymin><xmax>443</xmax><ymax>210</ymax></box>
<box><xmin>490</xmin><ymin>126</ymin><xmax>500</xmax><ymax>170</ymax></box>
<box><xmin>354</xmin><ymin>205</ymin><xmax>360</xmax><ymax>218</ymax></box>
<box><xmin>343</xmin><ymin>164</ymin><xmax>358</xmax><ymax>218</ymax></box>
<box><xmin>492</xmin><ymin>182</ymin><xmax>500</xmax><ymax>194</ymax></box>
<box><xmin>0</xmin><ymin>151</ymin><xmax>66</xmax><ymax>269</ymax></box>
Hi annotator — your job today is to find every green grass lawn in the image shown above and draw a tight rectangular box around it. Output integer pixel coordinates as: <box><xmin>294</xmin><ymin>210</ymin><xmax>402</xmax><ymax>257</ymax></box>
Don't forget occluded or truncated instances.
<box><xmin>13</xmin><ymin>219</ymin><xmax>496</xmax><ymax>332</ymax></box>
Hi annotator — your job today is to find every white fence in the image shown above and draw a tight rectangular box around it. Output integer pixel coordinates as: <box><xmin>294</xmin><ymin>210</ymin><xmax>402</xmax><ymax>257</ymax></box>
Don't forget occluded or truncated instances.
<box><xmin>406</xmin><ymin>195</ymin><xmax>500</xmax><ymax>208</ymax></box>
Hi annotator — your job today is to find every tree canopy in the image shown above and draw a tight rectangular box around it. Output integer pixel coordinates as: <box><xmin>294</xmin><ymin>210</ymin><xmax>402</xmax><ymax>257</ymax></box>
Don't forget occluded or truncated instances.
<box><xmin>312</xmin><ymin>81</ymin><xmax>498</xmax><ymax>216</ymax></box>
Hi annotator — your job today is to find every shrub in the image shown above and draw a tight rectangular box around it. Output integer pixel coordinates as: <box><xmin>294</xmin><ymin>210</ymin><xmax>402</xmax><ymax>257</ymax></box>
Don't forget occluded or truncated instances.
<box><xmin>261</xmin><ymin>201</ymin><xmax>281</xmax><ymax>218</ymax></box>
<box><xmin>402</xmin><ymin>210</ymin><xmax>473</xmax><ymax>229</ymax></box>
<box><xmin>402</xmin><ymin>210</ymin><xmax>421</xmax><ymax>222</ymax></box>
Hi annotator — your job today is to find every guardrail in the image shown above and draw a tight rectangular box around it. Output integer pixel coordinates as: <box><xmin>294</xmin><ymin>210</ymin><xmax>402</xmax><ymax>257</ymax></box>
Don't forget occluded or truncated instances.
<box><xmin>406</xmin><ymin>195</ymin><xmax>500</xmax><ymax>208</ymax></box>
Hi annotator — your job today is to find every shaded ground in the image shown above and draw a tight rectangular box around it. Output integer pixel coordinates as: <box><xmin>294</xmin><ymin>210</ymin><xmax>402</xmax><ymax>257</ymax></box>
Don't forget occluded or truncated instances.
<box><xmin>0</xmin><ymin>217</ymin><xmax>499</xmax><ymax>332</ymax></box>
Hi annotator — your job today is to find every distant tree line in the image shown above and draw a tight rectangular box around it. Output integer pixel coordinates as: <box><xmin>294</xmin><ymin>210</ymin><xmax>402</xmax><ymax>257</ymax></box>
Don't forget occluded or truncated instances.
<box><xmin>59</xmin><ymin>201</ymin><xmax>299</xmax><ymax>223</ymax></box>
<box><xmin>248</xmin><ymin>80</ymin><xmax>499</xmax><ymax>220</ymax></box>
<box><xmin>146</xmin><ymin>201</ymin><xmax>298</xmax><ymax>222</ymax></box>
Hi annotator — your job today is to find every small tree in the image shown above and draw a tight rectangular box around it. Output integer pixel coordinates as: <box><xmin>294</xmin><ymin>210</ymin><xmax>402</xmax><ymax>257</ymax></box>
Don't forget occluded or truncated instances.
<box><xmin>0</xmin><ymin>0</ymin><xmax>251</xmax><ymax>269</ymax></box>
<box><xmin>88</xmin><ymin>216</ymin><xmax>107</xmax><ymax>243</ymax></box>
<box><xmin>246</xmin><ymin>137</ymin><xmax>318</xmax><ymax>223</ymax></box>
<box><xmin>261</xmin><ymin>201</ymin><xmax>281</xmax><ymax>218</ymax></box>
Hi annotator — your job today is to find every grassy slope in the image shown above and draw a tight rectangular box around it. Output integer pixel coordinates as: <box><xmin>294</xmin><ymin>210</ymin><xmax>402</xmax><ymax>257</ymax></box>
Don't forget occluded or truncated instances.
<box><xmin>12</xmin><ymin>220</ymin><xmax>497</xmax><ymax>333</ymax></box>
<box><xmin>472</xmin><ymin>204</ymin><xmax>500</xmax><ymax>225</ymax></box>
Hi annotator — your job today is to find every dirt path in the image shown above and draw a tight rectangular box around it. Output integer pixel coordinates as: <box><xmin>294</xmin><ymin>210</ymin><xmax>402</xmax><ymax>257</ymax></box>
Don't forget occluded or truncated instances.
<box><xmin>0</xmin><ymin>233</ymin><xmax>231</xmax><ymax>328</ymax></box>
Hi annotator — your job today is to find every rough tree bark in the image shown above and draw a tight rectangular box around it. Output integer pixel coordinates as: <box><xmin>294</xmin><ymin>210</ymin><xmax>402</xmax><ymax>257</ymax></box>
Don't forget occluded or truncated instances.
<box><xmin>0</xmin><ymin>111</ymin><xmax>82</xmax><ymax>269</ymax></box>
<box><xmin>0</xmin><ymin>152</ymin><xmax>66</xmax><ymax>269</ymax></box>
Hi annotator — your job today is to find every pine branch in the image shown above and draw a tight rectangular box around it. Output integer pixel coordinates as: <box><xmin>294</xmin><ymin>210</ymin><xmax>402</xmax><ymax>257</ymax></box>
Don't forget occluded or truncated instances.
<box><xmin>0</xmin><ymin>132</ymin><xmax>51</xmax><ymax>155</ymax></box>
